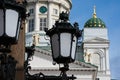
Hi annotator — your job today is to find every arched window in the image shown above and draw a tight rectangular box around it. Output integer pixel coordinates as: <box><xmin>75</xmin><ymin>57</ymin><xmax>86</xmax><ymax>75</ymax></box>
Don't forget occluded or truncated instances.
<box><xmin>92</xmin><ymin>53</ymin><xmax>101</xmax><ymax>70</ymax></box>
<box><xmin>84</xmin><ymin>49</ymin><xmax>105</xmax><ymax>70</ymax></box>
<box><xmin>28</xmin><ymin>19</ymin><xmax>34</xmax><ymax>32</ymax></box>
<box><xmin>93</xmin><ymin>49</ymin><xmax>105</xmax><ymax>70</ymax></box>
<box><xmin>40</xmin><ymin>18</ymin><xmax>47</xmax><ymax>31</ymax></box>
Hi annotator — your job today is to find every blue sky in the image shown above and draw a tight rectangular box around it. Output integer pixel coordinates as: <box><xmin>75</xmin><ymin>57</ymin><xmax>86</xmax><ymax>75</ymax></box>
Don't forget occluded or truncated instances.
<box><xmin>70</xmin><ymin>0</ymin><xmax>120</xmax><ymax>79</ymax></box>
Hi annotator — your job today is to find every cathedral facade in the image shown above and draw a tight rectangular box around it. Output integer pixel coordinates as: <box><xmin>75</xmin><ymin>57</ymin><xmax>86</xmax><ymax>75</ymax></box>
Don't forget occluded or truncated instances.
<box><xmin>26</xmin><ymin>0</ymin><xmax>111</xmax><ymax>80</ymax></box>
<box><xmin>82</xmin><ymin>7</ymin><xmax>111</xmax><ymax>79</ymax></box>
<box><xmin>26</xmin><ymin>0</ymin><xmax>72</xmax><ymax>46</ymax></box>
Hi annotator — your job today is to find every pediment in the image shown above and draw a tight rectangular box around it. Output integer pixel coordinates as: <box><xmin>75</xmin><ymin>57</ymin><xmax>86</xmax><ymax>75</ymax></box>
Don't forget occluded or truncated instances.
<box><xmin>83</xmin><ymin>37</ymin><xmax>109</xmax><ymax>43</ymax></box>
<box><xmin>28</xmin><ymin>47</ymin><xmax>98</xmax><ymax>80</ymax></box>
<box><xmin>29</xmin><ymin>47</ymin><xmax>97</xmax><ymax>71</ymax></box>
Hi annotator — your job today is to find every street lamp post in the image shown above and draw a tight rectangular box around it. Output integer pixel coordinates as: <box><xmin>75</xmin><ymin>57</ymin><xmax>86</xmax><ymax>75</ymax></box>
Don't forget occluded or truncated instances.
<box><xmin>0</xmin><ymin>0</ymin><xmax>26</xmax><ymax>80</ymax></box>
<box><xmin>46</xmin><ymin>11</ymin><xmax>81</xmax><ymax>79</ymax></box>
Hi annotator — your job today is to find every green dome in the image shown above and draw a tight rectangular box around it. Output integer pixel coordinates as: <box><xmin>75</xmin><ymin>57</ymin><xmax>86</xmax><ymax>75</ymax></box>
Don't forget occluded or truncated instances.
<box><xmin>84</xmin><ymin>6</ymin><xmax>106</xmax><ymax>28</ymax></box>
<box><xmin>84</xmin><ymin>17</ymin><xmax>106</xmax><ymax>28</ymax></box>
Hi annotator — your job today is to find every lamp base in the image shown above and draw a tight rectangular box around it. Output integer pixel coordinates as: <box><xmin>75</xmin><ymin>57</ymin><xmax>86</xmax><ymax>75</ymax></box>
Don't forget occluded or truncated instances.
<box><xmin>0</xmin><ymin>45</ymin><xmax>11</xmax><ymax>53</ymax></box>
<box><xmin>59</xmin><ymin>63</ymin><xmax>69</xmax><ymax>72</ymax></box>
<box><xmin>0</xmin><ymin>53</ymin><xmax>17</xmax><ymax>80</ymax></box>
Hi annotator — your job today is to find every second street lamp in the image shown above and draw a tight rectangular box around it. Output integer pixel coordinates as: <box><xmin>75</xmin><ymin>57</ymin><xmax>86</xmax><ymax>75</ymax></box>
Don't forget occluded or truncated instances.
<box><xmin>0</xmin><ymin>0</ymin><xmax>26</xmax><ymax>80</ymax></box>
<box><xmin>0</xmin><ymin>0</ymin><xmax>26</xmax><ymax>48</ymax></box>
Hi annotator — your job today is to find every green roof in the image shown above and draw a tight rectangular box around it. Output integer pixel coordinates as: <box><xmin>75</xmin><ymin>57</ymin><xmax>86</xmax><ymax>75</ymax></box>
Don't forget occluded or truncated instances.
<box><xmin>84</xmin><ymin>17</ymin><xmax>106</xmax><ymax>28</ymax></box>
<box><xmin>84</xmin><ymin>6</ymin><xmax>106</xmax><ymax>28</ymax></box>
<box><xmin>36</xmin><ymin>46</ymin><xmax>51</xmax><ymax>51</ymax></box>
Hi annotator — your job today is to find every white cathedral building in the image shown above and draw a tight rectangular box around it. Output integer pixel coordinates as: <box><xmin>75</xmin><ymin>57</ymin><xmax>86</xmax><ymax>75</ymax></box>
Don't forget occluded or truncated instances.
<box><xmin>25</xmin><ymin>0</ymin><xmax>111</xmax><ymax>80</ymax></box>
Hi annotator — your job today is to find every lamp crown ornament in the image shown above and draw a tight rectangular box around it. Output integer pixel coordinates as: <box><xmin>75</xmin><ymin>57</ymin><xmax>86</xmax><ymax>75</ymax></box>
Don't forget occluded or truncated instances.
<box><xmin>60</xmin><ymin>11</ymin><xmax>69</xmax><ymax>21</ymax></box>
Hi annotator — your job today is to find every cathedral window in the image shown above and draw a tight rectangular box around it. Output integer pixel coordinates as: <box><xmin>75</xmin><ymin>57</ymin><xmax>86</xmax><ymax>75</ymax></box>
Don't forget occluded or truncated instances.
<box><xmin>29</xmin><ymin>8</ymin><xmax>34</xmax><ymax>14</ymax></box>
<box><xmin>84</xmin><ymin>49</ymin><xmax>102</xmax><ymax>70</ymax></box>
<box><xmin>28</xmin><ymin>19</ymin><xmax>34</xmax><ymax>32</ymax></box>
<box><xmin>92</xmin><ymin>53</ymin><xmax>101</xmax><ymax>70</ymax></box>
<box><xmin>53</xmin><ymin>9</ymin><xmax>58</xmax><ymax>15</ymax></box>
<box><xmin>40</xmin><ymin>18</ymin><xmax>47</xmax><ymax>31</ymax></box>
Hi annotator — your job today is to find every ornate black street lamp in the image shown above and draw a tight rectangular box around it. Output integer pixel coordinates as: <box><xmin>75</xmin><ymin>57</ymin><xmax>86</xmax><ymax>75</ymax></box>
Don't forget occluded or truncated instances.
<box><xmin>24</xmin><ymin>12</ymin><xmax>81</xmax><ymax>80</ymax></box>
<box><xmin>46</xmin><ymin>12</ymin><xmax>81</xmax><ymax>69</ymax></box>
<box><xmin>0</xmin><ymin>0</ymin><xmax>26</xmax><ymax>80</ymax></box>
<box><xmin>45</xmin><ymin>12</ymin><xmax>81</xmax><ymax>80</ymax></box>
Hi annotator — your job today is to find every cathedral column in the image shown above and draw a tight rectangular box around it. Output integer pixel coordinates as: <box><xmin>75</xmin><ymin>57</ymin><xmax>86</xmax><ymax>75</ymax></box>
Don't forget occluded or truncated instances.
<box><xmin>35</xmin><ymin>3</ymin><xmax>39</xmax><ymax>31</ymax></box>
<box><xmin>102</xmin><ymin>56</ymin><xmax>106</xmax><ymax>71</ymax></box>
<box><xmin>83</xmin><ymin>48</ymin><xmax>88</xmax><ymax>62</ymax></box>
<box><xmin>59</xmin><ymin>4</ymin><xmax>61</xmax><ymax>13</ymax></box>
<box><xmin>105</xmin><ymin>48</ymin><xmax>110</xmax><ymax>74</ymax></box>
<box><xmin>47</xmin><ymin>2</ymin><xmax>52</xmax><ymax>29</ymax></box>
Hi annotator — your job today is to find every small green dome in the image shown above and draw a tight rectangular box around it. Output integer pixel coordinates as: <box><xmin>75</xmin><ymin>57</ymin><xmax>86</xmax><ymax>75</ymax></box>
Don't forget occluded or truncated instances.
<box><xmin>84</xmin><ymin>6</ymin><xmax>106</xmax><ymax>28</ymax></box>
<box><xmin>84</xmin><ymin>17</ymin><xmax>106</xmax><ymax>28</ymax></box>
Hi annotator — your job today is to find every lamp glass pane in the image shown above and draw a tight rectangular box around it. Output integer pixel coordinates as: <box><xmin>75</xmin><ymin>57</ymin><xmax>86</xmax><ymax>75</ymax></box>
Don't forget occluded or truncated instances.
<box><xmin>60</xmin><ymin>33</ymin><xmax>71</xmax><ymax>57</ymax></box>
<box><xmin>6</xmin><ymin>9</ymin><xmax>19</xmax><ymax>37</ymax></box>
<box><xmin>51</xmin><ymin>34</ymin><xmax>59</xmax><ymax>58</ymax></box>
<box><xmin>0</xmin><ymin>9</ymin><xmax>4</xmax><ymax>36</ymax></box>
<box><xmin>71</xmin><ymin>36</ymin><xmax>77</xmax><ymax>60</ymax></box>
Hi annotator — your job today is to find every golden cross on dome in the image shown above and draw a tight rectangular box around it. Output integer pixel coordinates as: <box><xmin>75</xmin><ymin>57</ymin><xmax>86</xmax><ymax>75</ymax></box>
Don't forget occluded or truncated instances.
<box><xmin>93</xmin><ymin>5</ymin><xmax>97</xmax><ymax>18</ymax></box>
